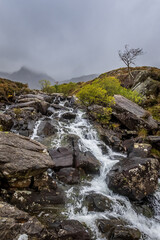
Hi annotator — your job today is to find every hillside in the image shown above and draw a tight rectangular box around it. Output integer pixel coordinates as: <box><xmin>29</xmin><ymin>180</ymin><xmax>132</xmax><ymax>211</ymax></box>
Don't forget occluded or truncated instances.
<box><xmin>0</xmin><ymin>67</ymin><xmax>55</xmax><ymax>89</ymax></box>
<box><xmin>60</xmin><ymin>74</ymin><xmax>98</xmax><ymax>84</ymax></box>
<box><xmin>0</xmin><ymin>78</ymin><xmax>29</xmax><ymax>103</ymax></box>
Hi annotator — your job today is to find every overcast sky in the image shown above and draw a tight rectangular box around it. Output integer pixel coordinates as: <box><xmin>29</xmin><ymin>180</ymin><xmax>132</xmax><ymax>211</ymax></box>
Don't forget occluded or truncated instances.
<box><xmin>0</xmin><ymin>0</ymin><xmax>160</xmax><ymax>81</ymax></box>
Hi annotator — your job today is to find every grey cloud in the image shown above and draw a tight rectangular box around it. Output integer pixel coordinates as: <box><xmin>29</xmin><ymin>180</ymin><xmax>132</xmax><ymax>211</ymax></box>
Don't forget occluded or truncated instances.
<box><xmin>0</xmin><ymin>0</ymin><xmax>160</xmax><ymax>80</ymax></box>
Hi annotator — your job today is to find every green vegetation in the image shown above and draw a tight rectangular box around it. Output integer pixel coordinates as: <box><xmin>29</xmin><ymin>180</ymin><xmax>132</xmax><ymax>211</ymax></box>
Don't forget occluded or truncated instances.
<box><xmin>39</xmin><ymin>80</ymin><xmax>78</xmax><ymax>96</ymax></box>
<box><xmin>0</xmin><ymin>78</ymin><xmax>29</xmax><ymax>102</ymax></box>
<box><xmin>138</xmin><ymin>128</ymin><xmax>148</xmax><ymax>138</ymax></box>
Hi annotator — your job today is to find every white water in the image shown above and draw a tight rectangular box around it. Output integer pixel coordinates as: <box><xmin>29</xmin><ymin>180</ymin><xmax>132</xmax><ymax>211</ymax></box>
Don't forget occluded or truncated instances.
<box><xmin>31</xmin><ymin>104</ymin><xmax>160</xmax><ymax>240</ymax></box>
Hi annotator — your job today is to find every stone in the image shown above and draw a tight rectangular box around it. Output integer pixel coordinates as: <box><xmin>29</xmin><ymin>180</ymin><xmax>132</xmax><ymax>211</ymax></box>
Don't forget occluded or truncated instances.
<box><xmin>85</xmin><ymin>192</ymin><xmax>113</xmax><ymax>212</ymax></box>
<box><xmin>97</xmin><ymin>218</ymin><xmax>141</xmax><ymax>240</ymax></box>
<box><xmin>75</xmin><ymin>151</ymin><xmax>101</xmax><ymax>174</ymax></box>
<box><xmin>96</xmin><ymin>125</ymin><xmax>124</xmax><ymax>151</ymax></box>
<box><xmin>128</xmin><ymin>143</ymin><xmax>152</xmax><ymax>158</ymax></box>
<box><xmin>146</xmin><ymin>135</ymin><xmax>160</xmax><ymax>148</ymax></box>
<box><xmin>37</xmin><ymin>119</ymin><xmax>58</xmax><ymax>137</ymax></box>
<box><xmin>0</xmin><ymin>132</ymin><xmax>54</xmax><ymax>187</ymax></box>
<box><xmin>112</xmin><ymin>95</ymin><xmax>158</xmax><ymax>130</ymax></box>
<box><xmin>49</xmin><ymin>147</ymin><xmax>73</xmax><ymax>169</ymax></box>
<box><xmin>56</xmin><ymin>167</ymin><xmax>80</xmax><ymax>184</ymax></box>
<box><xmin>0</xmin><ymin>113</ymin><xmax>13</xmax><ymax>131</ymax></box>
<box><xmin>51</xmin><ymin>103</ymin><xmax>67</xmax><ymax>110</ymax></box>
<box><xmin>49</xmin><ymin>220</ymin><xmax>91</xmax><ymax>240</ymax></box>
<box><xmin>106</xmin><ymin>157</ymin><xmax>159</xmax><ymax>201</ymax></box>
<box><xmin>0</xmin><ymin>201</ymin><xmax>49</xmax><ymax>240</ymax></box>
<box><xmin>60</xmin><ymin>112</ymin><xmax>77</xmax><ymax>120</ymax></box>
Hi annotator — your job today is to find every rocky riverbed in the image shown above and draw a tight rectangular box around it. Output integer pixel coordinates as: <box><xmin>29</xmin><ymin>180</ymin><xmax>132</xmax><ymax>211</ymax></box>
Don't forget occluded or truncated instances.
<box><xmin>0</xmin><ymin>92</ymin><xmax>160</xmax><ymax>240</ymax></box>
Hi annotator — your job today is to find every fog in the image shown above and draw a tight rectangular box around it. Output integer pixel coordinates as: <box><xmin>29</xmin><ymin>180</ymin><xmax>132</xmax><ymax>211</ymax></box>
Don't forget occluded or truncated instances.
<box><xmin>0</xmin><ymin>0</ymin><xmax>160</xmax><ymax>81</ymax></box>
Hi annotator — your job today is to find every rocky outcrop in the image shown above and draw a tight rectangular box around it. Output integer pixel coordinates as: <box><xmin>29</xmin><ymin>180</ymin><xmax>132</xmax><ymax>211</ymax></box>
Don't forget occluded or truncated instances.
<box><xmin>0</xmin><ymin>113</ymin><xmax>13</xmax><ymax>131</ymax></box>
<box><xmin>49</xmin><ymin>147</ymin><xmax>74</xmax><ymax>169</ymax></box>
<box><xmin>85</xmin><ymin>192</ymin><xmax>113</xmax><ymax>212</ymax></box>
<box><xmin>50</xmin><ymin>220</ymin><xmax>91</xmax><ymax>240</ymax></box>
<box><xmin>75</xmin><ymin>151</ymin><xmax>101</xmax><ymax>174</ymax></box>
<box><xmin>56</xmin><ymin>167</ymin><xmax>80</xmax><ymax>184</ymax></box>
<box><xmin>107</xmin><ymin>157</ymin><xmax>159</xmax><ymax>201</ymax></box>
<box><xmin>0</xmin><ymin>201</ymin><xmax>50</xmax><ymax>240</ymax></box>
<box><xmin>112</xmin><ymin>95</ymin><xmax>158</xmax><ymax>131</ymax></box>
<box><xmin>60</xmin><ymin>112</ymin><xmax>77</xmax><ymax>121</ymax></box>
<box><xmin>97</xmin><ymin>218</ymin><xmax>141</xmax><ymax>240</ymax></box>
<box><xmin>37</xmin><ymin>119</ymin><xmax>58</xmax><ymax>137</ymax></box>
<box><xmin>0</xmin><ymin>131</ymin><xmax>54</xmax><ymax>188</ymax></box>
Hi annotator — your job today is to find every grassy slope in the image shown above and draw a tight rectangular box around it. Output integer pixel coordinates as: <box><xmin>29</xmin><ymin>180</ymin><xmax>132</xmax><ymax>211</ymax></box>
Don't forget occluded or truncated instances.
<box><xmin>0</xmin><ymin>78</ymin><xmax>29</xmax><ymax>102</ymax></box>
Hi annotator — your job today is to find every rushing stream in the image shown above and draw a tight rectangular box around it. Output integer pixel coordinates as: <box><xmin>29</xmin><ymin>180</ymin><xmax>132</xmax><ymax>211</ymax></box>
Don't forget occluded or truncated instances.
<box><xmin>31</xmin><ymin>101</ymin><xmax>160</xmax><ymax>240</ymax></box>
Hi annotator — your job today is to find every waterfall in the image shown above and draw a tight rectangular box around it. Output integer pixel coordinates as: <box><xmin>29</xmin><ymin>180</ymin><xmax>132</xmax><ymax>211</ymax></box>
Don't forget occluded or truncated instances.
<box><xmin>31</xmin><ymin>102</ymin><xmax>160</xmax><ymax>240</ymax></box>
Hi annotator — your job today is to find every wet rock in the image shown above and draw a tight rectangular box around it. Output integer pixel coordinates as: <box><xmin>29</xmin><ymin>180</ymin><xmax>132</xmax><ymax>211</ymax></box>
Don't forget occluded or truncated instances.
<box><xmin>0</xmin><ymin>131</ymin><xmax>54</xmax><ymax>188</ymax></box>
<box><xmin>5</xmin><ymin>107</ymin><xmax>41</xmax><ymax>137</ymax></box>
<box><xmin>128</xmin><ymin>143</ymin><xmax>152</xmax><ymax>158</ymax></box>
<box><xmin>0</xmin><ymin>113</ymin><xmax>13</xmax><ymax>131</ymax></box>
<box><xmin>46</xmin><ymin>107</ymin><xmax>55</xmax><ymax>116</ymax></box>
<box><xmin>49</xmin><ymin>220</ymin><xmax>91</xmax><ymax>240</ymax></box>
<box><xmin>56</xmin><ymin>167</ymin><xmax>80</xmax><ymax>184</ymax></box>
<box><xmin>49</xmin><ymin>147</ymin><xmax>73</xmax><ymax>169</ymax></box>
<box><xmin>36</xmin><ymin>100</ymin><xmax>50</xmax><ymax>115</ymax></box>
<box><xmin>107</xmin><ymin>157</ymin><xmax>159</xmax><ymax>201</ymax></box>
<box><xmin>51</xmin><ymin>103</ymin><xmax>67</xmax><ymax>110</ymax></box>
<box><xmin>97</xmin><ymin>218</ymin><xmax>141</xmax><ymax>240</ymax></box>
<box><xmin>0</xmin><ymin>201</ymin><xmax>49</xmax><ymax>240</ymax></box>
<box><xmin>10</xmin><ymin>185</ymin><xmax>65</xmax><ymax>213</ymax></box>
<box><xmin>146</xmin><ymin>135</ymin><xmax>160</xmax><ymax>148</ymax></box>
<box><xmin>60</xmin><ymin>112</ymin><xmax>77</xmax><ymax>120</ymax></box>
<box><xmin>112</xmin><ymin>95</ymin><xmax>158</xmax><ymax>131</ymax></box>
<box><xmin>132</xmin><ymin>202</ymin><xmax>154</xmax><ymax>218</ymax></box>
<box><xmin>37</xmin><ymin>119</ymin><xmax>58</xmax><ymax>137</ymax></box>
<box><xmin>75</xmin><ymin>151</ymin><xmax>101</xmax><ymax>174</ymax></box>
<box><xmin>96</xmin><ymin>125</ymin><xmax>124</xmax><ymax>151</ymax></box>
<box><xmin>85</xmin><ymin>192</ymin><xmax>113</xmax><ymax>212</ymax></box>
<box><xmin>61</xmin><ymin>134</ymin><xmax>101</xmax><ymax>174</ymax></box>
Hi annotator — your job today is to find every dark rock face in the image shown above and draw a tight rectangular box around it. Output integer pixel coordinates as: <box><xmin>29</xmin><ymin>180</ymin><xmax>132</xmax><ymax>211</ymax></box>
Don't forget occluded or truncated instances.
<box><xmin>0</xmin><ymin>131</ymin><xmax>54</xmax><ymax>188</ymax></box>
<box><xmin>107</xmin><ymin>157</ymin><xmax>159</xmax><ymax>201</ymax></box>
<box><xmin>112</xmin><ymin>95</ymin><xmax>158</xmax><ymax>131</ymax></box>
<box><xmin>97</xmin><ymin>218</ymin><xmax>141</xmax><ymax>240</ymax></box>
<box><xmin>56</xmin><ymin>167</ymin><xmax>80</xmax><ymax>184</ymax></box>
<box><xmin>61</xmin><ymin>134</ymin><xmax>101</xmax><ymax>174</ymax></box>
<box><xmin>50</xmin><ymin>220</ymin><xmax>91</xmax><ymax>240</ymax></box>
<box><xmin>127</xmin><ymin>143</ymin><xmax>152</xmax><ymax>158</ymax></box>
<box><xmin>85</xmin><ymin>192</ymin><xmax>113</xmax><ymax>212</ymax></box>
<box><xmin>5</xmin><ymin>107</ymin><xmax>41</xmax><ymax>137</ymax></box>
<box><xmin>96</xmin><ymin>125</ymin><xmax>124</xmax><ymax>151</ymax></box>
<box><xmin>75</xmin><ymin>151</ymin><xmax>101</xmax><ymax>174</ymax></box>
<box><xmin>0</xmin><ymin>201</ymin><xmax>49</xmax><ymax>240</ymax></box>
<box><xmin>37</xmin><ymin>119</ymin><xmax>58</xmax><ymax>137</ymax></box>
<box><xmin>49</xmin><ymin>147</ymin><xmax>74</xmax><ymax>169</ymax></box>
<box><xmin>147</xmin><ymin>136</ymin><xmax>160</xmax><ymax>148</ymax></box>
<box><xmin>60</xmin><ymin>112</ymin><xmax>77</xmax><ymax>120</ymax></box>
<box><xmin>0</xmin><ymin>113</ymin><xmax>13</xmax><ymax>131</ymax></box>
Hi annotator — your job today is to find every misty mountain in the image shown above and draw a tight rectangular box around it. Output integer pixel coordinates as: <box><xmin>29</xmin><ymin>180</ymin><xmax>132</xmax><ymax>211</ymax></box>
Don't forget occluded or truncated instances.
<box><xmin>60</xmin><ymin>74</ymin><xmax>99</xmax><ymax>84</ymax></box>
<box><xmin>0</xmin><ymin>67</ymin><xmax>55</xmax><ymax>89</ymax></box>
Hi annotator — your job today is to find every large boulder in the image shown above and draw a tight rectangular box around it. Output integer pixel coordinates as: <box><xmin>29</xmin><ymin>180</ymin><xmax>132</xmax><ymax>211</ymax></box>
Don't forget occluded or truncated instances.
<box><xmin>49</xmin><ymin>220</ymin><xmax>91</xmax><ymax>240</ymax></box>
<box><xmin>0</xmin><ymin>201</ymin><xmax>50</xmax><ymax>240</ymax></box>
<box><xmin>37</xmin><ymin>119</ymin><xmax>58</xmax><ymax>137</ymax></box>
<box><xmin>85</xmin><ymin>192</ymin><xmax>113</xmax><ymax>212</ymax></box>
<box><xmin>0</xmin><ymin>132</ymin><xmax>54</xmax><ymax>188</ymax></box>
<box><xmin>112</xmin><ymin>95</ymin><xmax>158</xmax><ymax>131</ymax></box>
<box><xmin>56</xmin><ymin>167</ymin><xmax>80</xmax><ymax>184</ymax></box>
<box><xmin>97</xmin><ymin>218</ymin><xmax>141</xmax><ymax>240</ymax></box>
<box><xmin>0</xmin><ymin>113</ymin><xmax>13</xmax><ymax>131</ymax></box>
<box><xmin>49</xmin><ymin>147</ymin><xmax>74</xmax><ymax>169</ymax></box>
<box><xmin>107</xmin><ymin>157</ymin><xmax>159</xmax><ymax>201</ymax></box>
<box><xmin>75</xmin><ymin>151</ymin><xmax>101</xmax><ymax>174</ymax></box>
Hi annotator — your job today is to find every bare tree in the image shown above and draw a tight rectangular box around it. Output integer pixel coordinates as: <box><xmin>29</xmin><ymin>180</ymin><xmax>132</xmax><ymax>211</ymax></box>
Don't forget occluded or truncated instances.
<box><xmin>118</xmin><ymin>45</ymin><xmax>143</xmax><ymax>79</ymax></box>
